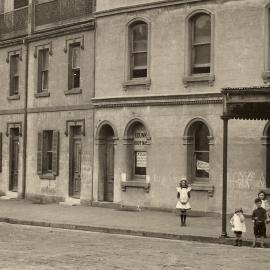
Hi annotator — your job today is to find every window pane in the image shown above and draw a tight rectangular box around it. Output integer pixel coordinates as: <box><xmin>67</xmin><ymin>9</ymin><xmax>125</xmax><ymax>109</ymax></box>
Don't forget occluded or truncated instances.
<box><xmin>47</xmin><ymin>131</ymin><xmax>53</xmax><ymax>151</ymax></box>
<box><xmin>72</xmin><ymin>69</ymin><xmax>80</xmax><ymax>88</ymax></box>
<box><xmin>133</xmin><ymin>52</ymin><xmax>147</xmax><ymax>67</ymax></box>
<box><xmin>11</xmin><ymin>55</ymin><xmax>19</xmax><ymax>74</ymax></box>
<box><xmin>193</xmin><ymin>44</ymin><xmax>210</xmax><ymax>65</ymax></box>
<box><xmin>195</xmin><ymin>152</ymin><xmax>209</xmax><ymax>178</ymax></box>
<box><xmin>42</xmin><ymin>49</ymin><xmax>49</xmax><ymax>70</ymax></box>
<box><xmin>192</xmin><ymin>66</ymin><xmax>210</xmax><ymax>74</ymax></box>
<box><xmin>195</xmin><ymin>124</ymin><xmax>209</xmax><ymax>151</ymax></box>
<box><xmin>42</xmin><ymin>71</ymin><xmax>48</xmax><ymax>90</ymax></box>
<box><xmin>132</xmin><ymin>23</ymin><xmax>147</xmax><ymax>52</ymax></box>
<box><xmin>47</xmin><ymin>152</ymin><xmax>53</xmax><ymax>171</ymax></box>
<box><xmin>72</xmin><ymin>46</ymin><xmax>80</xmax><ymax>69</ymax></box>
<box><xmin>133</xmin><ymin>69</ymin><xmax>147</xmax><ymax>78</ymax></box>
<box><xmin>14</xmin><ymin>0</ymin><xmax>28</xmax><ymax>9</ymax></box>
<box><xmin>194</xmin><ymin>14</ymin><xmax>211</xmax><ymax>44</ymax></box>
<box><xmin>13</xmin><ymin>77</ymin><xmax>19</xmax><ymax>94</ymax></box>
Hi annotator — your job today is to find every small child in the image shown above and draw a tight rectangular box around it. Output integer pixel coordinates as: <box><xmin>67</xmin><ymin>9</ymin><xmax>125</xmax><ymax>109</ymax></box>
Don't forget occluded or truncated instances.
<box><xmin>254</xmin><ymin>191</ymin><xmax>270</xmax><ymax>238</ymax></box>
<box><xmin>176</xmin><ymin>178</ymin><xmax>191</xmax><ymax>226</ymax></box>
<box><xmin>252</xmin><ymin>198</ymin><xmax>267</xmax><ymax>248</ymax></box>
<box><xmin>230</xmin><ymin>208</ymin><xmax>246</xmax><ymax>247</ymax></box>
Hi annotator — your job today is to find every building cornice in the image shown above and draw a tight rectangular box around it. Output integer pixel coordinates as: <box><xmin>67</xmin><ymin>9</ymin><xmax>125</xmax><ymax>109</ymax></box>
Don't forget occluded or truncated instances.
<box><xmin>92</xmin><ymin>92</ymin><xmax>223</xmax><ymax>108</ymax></box>
<box><xmin>94</xmin><ymin>0</ymin><xmax>214</xmax><ymax>18</ymax></box>
<box><xmin>0</xmin><ymin>37</ymin><xmax>25</xmax><ymax>49</ymax></box>
<box><xmin>0</xmin><ymin>20</ymin><xmax>94</xmax><ymax>48</ymax></box>
<box><xmin>26</xmin><ymin>21</ymin><xmax>95</xmax><ymax>43</ymax></box>
<box><xmin>27</xmin><ymin>103</ymin><xmax>93</xmax><ymax>113</ymax></box>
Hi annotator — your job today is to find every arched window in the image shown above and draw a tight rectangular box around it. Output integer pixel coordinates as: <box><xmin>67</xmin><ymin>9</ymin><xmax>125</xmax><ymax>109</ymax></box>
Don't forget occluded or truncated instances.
<box><xmin>187</xmin><ymin>121</ymin><xmax>210</xmax><ymax>181</ymax></box>
<box><xmin>124</xmin><ymin>121</ymin><xmax>150</xmax><ymax>180</ymax></box>
<box><xmin>129</xmin><ymin>21</ymin><xmax>148</xmax><ymax>79</ymax></box>
<box><xmin>190</xmin><ymin>13</ymin><xmax>211</xmax><ymax>75</ymax></box>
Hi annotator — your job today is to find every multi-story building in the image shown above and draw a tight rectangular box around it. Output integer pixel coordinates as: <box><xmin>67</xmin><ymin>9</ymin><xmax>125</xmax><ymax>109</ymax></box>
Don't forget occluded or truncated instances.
<box><xmin>93</xmin><ymin>0</ymin><xmax>270</xmax><ymax>213</ymax></box>
<box><xmin>1</xmin><ymin>0</ymin><xmax>270</xmax><ymax>214</ymax></box>
<box><xmin>0</xmin><ymin>0</ymin><xmax>95</xmax><ymax>204</ymax></box>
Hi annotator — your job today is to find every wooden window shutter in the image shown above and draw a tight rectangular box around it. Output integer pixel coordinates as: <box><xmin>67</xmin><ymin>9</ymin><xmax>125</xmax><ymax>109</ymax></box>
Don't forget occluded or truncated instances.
<box><xmin>52</xmin><ymin>130</ymin><xmax>59</xmax><ymax>176</ymax></box>
<box><xmin>0</xmin><ymin>133</ymin><xmax>2</xmax><ymax>172</ymax></box>
<box><xmin>37</xmin><ymin>132</ymin><xmax>43</xmax><ymax>175</ymax></box>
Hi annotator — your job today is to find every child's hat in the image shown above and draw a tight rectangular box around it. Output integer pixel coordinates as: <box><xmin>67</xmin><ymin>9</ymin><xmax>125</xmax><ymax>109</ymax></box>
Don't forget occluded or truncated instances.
<box><xmin>235</xmin><ymin>208</ymin><xmax>243</xmax><ymax>213</ymax></box>
<box><xmin>179</xmin><ymin>177</ymin><xmax>187</xmax><ymax>183</ymax></box>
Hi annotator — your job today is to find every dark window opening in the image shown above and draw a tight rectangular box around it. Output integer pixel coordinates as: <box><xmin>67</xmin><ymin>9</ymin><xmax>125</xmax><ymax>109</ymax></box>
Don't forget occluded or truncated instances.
<box><xmin>14</xmin><ymin>0</ymin><xmax>28</xmax><ymax>9</ymax></box>
<box><xmin>10</xmin><ymin>54</ymin><xmax>20</xmax><ymax>96</ymax></box>
<box><xmin>69</xmin><ymin>43</ymin><xmax>81</xmax><ymax>89</ymax></box>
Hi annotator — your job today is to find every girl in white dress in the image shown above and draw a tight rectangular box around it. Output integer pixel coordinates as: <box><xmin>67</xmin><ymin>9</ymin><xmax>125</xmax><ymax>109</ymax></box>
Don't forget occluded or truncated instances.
<box><xmin>230</xmin><ymin>208</ymin><xmax>246</xmax><ymax>247</ymax></box>
<box><xmin>176</xmin><ymin>178</ymin><xmax>191</xmax><ymax>226</ymax></box>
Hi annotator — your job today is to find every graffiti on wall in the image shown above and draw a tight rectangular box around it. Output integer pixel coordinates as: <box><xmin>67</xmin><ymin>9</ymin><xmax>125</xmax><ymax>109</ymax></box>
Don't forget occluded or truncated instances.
<box><xmin>228</xmin><ymin>171</ymin><xmax>265</xmax><ymax>190</ymax></box>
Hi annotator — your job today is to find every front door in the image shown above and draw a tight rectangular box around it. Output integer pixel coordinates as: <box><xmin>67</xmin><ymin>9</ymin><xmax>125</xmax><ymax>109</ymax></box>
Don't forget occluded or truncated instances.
<box><xmin>10</xmin><ymin>128</ymin><xmax>19</xmax><ymax>192</ymax></box>
<box><xmin>104</xmin><ymin>139</ymin><xmax>114</xmax><ymax>202</ymax></box>
<box><xmin>70</xmin><ymin>127</ymin><xmax>82</xmax><ymax>198</ymax></box>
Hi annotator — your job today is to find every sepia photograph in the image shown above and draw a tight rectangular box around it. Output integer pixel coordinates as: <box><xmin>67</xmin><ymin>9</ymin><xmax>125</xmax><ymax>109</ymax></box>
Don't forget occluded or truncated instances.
<box><xmin>0</xmin><ymin>0</ymin><xmax>269</xmax><ymax>269</ymax></box>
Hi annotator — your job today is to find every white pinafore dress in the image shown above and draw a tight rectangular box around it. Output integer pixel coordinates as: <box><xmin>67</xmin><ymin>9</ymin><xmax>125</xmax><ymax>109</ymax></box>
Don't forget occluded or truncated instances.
<box><xmin>176</xmin><ymin>186</ymin><xmax>191</xmax><ymax>210</ymax></box>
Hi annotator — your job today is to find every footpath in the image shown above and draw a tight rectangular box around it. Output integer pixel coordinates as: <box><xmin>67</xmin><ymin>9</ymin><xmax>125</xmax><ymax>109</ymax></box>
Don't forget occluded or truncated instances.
<box><xmin>0</xmin><ymin>199</ymin><xmax>269</xmax><ymax>248</ymax></box>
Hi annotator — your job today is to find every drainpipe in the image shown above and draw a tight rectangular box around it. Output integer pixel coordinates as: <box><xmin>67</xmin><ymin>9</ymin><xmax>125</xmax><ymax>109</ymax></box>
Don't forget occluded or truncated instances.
<box><xmin>22</xmin><ymin>39</ymin><xmax>29</xmax><ymax>199</ymax></box>
<box><xmin>91</xmin><ymin>1</ymin><xmax>97</xmax><ymax>205</ymax></box>
<box><xmin>22</xmin><ymin>3</ymin><xmax>32</xmax><ymax>199</ymax></box>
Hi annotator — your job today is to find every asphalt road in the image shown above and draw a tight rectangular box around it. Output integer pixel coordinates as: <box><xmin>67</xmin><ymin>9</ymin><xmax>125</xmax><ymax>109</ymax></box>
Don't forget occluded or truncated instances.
<box><xmin>0</xmin><ymin>223</ymin><xmax>268</xmax><ymax>270</ymax></box>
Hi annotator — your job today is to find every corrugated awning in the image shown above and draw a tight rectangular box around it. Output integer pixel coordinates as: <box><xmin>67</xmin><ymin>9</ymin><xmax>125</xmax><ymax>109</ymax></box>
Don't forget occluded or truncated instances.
<box><xmin>222</xmin><ymin>86</ymin><xmax>270</xmax><ymax>120</ymax></box>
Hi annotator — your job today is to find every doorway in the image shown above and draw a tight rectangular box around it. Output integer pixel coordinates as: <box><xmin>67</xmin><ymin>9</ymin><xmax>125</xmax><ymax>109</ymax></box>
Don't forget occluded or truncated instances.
<box><xmin>69</xmin><ymin>126</ymin><xmax>82</xmax><ymax>198</ymax></box>
<box><xmin>98</xmin><ymin>124</ymin><xmax>115</xmax><ymax>202</ymax></box>
<box><xmin>9</xmin><ymin>128</ymin><xmax>19</xmax><ymax>192</ymax></box>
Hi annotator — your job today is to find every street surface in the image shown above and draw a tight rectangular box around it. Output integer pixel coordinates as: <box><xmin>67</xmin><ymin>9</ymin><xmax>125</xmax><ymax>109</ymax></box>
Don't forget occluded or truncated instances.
<box><xmin>0</xmin><ymin>223</ymin><xmax>269</xmax><ymax>270</ymax></box>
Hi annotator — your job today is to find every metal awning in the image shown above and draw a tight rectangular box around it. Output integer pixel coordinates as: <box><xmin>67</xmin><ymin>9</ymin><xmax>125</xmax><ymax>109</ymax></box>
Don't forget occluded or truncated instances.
<box><xmin>222</xmin><ymin>86</ymin><xmax>270</xmax><ymax>120</ymax></box>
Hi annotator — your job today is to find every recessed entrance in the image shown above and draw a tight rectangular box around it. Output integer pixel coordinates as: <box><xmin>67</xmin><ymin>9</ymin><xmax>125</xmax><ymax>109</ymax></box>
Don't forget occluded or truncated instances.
<box><xmin>98</xmin><ymin>124</ymin><xmax>115</xmax><ymax>202</ymax></box>
<box><xmin>69</xmin><ymin>126</ymin><xmax>82</xmax><ymax>198</ymax></box>
<box><xmin>9</xmin><ymin>128</ymin><xmax>19</xmax><ymax>192</ymax></box>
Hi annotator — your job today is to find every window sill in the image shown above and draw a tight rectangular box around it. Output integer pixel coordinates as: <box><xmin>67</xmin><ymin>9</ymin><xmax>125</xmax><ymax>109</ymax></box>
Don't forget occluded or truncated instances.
<box><xmin>39</xmin><ymin>174</ymin><xmax>56</xmax><ymax>180</ymax></box>
<box><xmin>183</xmin><ymin>74</ymin><xmax>215</xmax><ymax>87</ymax></box>
<box><xmin>64</xmin><ymin>88</ymin><xmax>82</xmax><ymax>95</ymax></box>
<box><xmin>35</xmin><ymin>92</ymin><xmax>50</xmax><ymax>98</ymax></box>
<box><xmin>122</xmin><ymin>78</ymin><xmax>151</xmax><ymax>91</ymax></box>
<box><xmin>121</xmin><ymin>180</ymin><xmax>150</xmax><ymax>193</ymax></box>
<box><xmin>7</xmin><ymin>94</ymin><xmax>20</xmax><ymax>100</ymax></box>
<box><xmin>191</xmin><ymin>182</ymin><xmax>214</xmax><ymax>197</ymax></box>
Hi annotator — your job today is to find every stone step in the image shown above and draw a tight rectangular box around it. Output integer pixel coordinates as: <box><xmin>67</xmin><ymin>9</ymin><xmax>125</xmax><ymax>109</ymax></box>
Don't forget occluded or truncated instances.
<box><xmin>0</xmin><ymin>192</ymin><xmax>18</xmax><ymax>200</ymax></box>
<box><xmin>59</xmin><ymin>197</ymin><xmax>81</xmax><ymax>206</ymax></box>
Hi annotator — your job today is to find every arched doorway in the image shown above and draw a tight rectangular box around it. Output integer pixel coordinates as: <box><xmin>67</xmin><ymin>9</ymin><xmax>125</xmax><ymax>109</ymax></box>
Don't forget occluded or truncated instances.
<box><xmin>98</xmin><ymin>124</ymin><xmax>115</xmax><ymax>202</ymax></box>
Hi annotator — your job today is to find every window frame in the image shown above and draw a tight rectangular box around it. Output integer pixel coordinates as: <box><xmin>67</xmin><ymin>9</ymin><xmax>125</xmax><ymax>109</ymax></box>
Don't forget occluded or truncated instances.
<box><xmin>183</xmin><ymin>10</ymin><xmax>215</xmax><ymax>87</ymax></box>
<box><xmin>9</xmin><ymin>54</ymin><xmax>20</xmax><ymax>96</ymax></box>
<box><xmin>68</xmin><ymin>42</ymin><xmax>81</xmax><ymax>90</ymax></box>
<box><xmin>192</xmin><ymin>123</ymin><xmax>210</xmax><ymax>180</ymax></box>
<box><xmin>37</xmin><ymin>130</ymin><xmax>59</xmax><ymax>179</ymax></box>
<box><xmin>123</xmin><ymin>18</ymin><xmax>151</xmax><ymax>90</ymax></box>
<box><xmin>37</xmin><ymin>48</ymin><xmax>49</xmax><ymax>93</ymax></box>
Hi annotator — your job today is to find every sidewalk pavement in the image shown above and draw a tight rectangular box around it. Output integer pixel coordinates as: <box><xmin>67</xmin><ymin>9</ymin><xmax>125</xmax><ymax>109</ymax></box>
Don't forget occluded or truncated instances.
<box><xmin>0</xmin><ymin>199</ymin><xmax>269</xmax><ymax>248</ymax></box>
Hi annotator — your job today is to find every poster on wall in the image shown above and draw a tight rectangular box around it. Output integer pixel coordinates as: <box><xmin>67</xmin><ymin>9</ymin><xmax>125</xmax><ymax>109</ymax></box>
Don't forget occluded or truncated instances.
<box><xmin>135</xmin><ymin>151</ymin><xmax>147</xmax><ymax>175</ymax></box>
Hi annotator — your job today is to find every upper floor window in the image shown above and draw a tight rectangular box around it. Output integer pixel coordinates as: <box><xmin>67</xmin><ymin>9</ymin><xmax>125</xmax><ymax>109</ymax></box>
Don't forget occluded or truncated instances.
<box><xmin>37</xmin><ymin>48</ymin><xmax>49</xmax><ymax>93</ymax></box>
<box><xmin>14</xmin><ymin>0</ymin><xmax>28</xmax><ymax>9</ymax></box>
<box><xmin>129</xmin><ymin>21</ymin><xmax>148</xmax><ymax>79</ymax></box>
<box><xmin>10</xmin><ymin>54</ymin><xmax>19</xmax><ymax>96</ymax></box>
<box><xmin>69</xmin><ymin>43</ymin><xmax>80</xmax><ymax>89</ymax></box>
<box><xmin>190</xmin><ymin>13</ymin><xmax>211</xmax><ymax>75</ymax></box>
